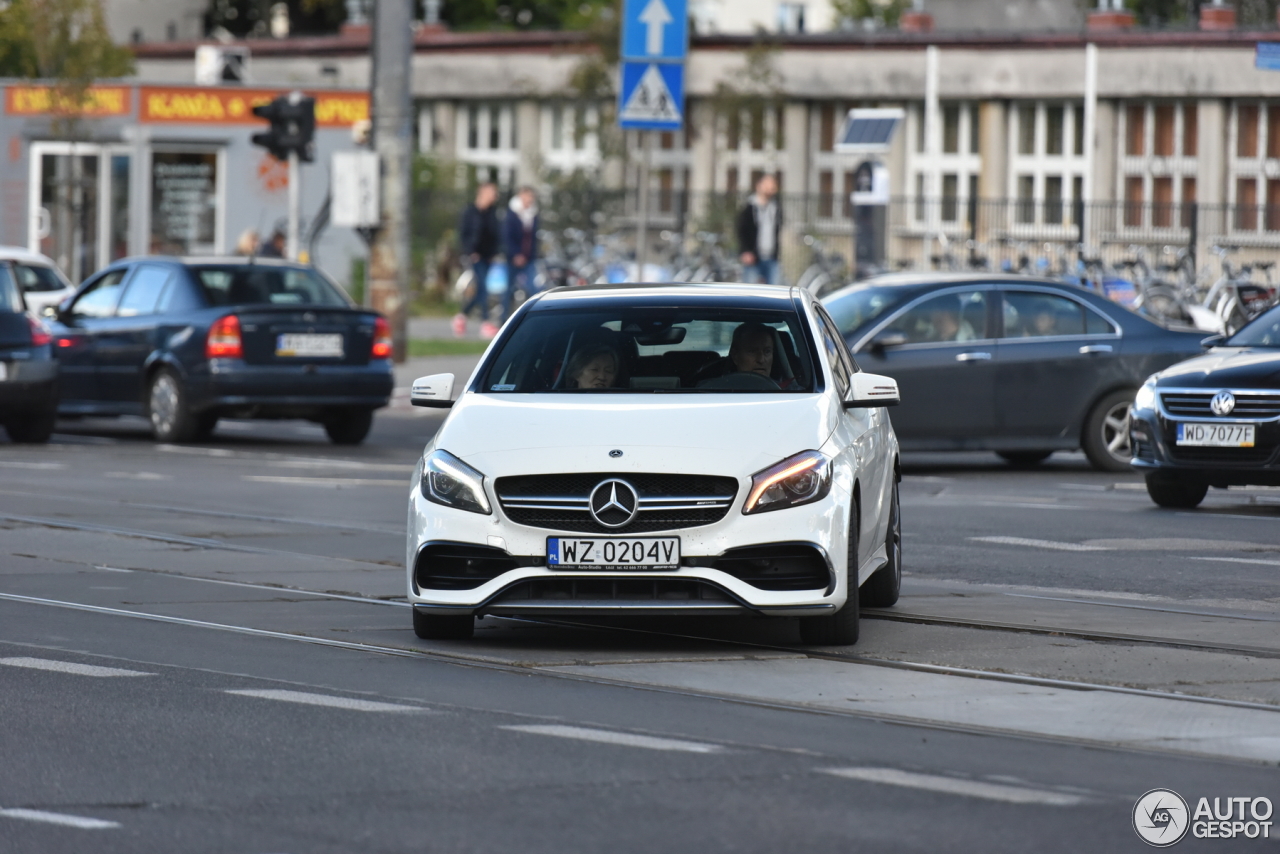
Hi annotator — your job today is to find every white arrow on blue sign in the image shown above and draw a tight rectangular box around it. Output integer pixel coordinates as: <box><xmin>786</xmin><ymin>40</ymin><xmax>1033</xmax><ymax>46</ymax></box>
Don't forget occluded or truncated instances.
<box><xmin>622</xmin><ymin>0</ymin><xmax>688</xmax><ymax>62</ymax></box>
<box><xmin>617</xmin><ymin>62</ymin><xmax>685</xmax><ymax>131</ymax></box>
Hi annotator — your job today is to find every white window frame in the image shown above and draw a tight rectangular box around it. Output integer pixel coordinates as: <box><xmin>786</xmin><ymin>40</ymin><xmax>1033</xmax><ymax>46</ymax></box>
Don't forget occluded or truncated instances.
<box><xmin>1116</xmin><ymin>100</ymin><xmax>1198</xmax><ymax>235</ymax></box>
<box><xmin>455</xmin><ymin>101</ymin><xmax>520</xmax><ymax>185</ymax></box>
<box><xmin>1007</xmin><ymin>101</ymin><xmax>1086</xmax><ymax>235</ymax></box>
<box><xmin>906</xmin><ymin>101</ymin><xmax>982</xmax><ymax>234</ymax></box>
<box><xmin>1226</xmin><ymin>100</ymin><xmax>1280</xmax><ymax>239</ymax></box>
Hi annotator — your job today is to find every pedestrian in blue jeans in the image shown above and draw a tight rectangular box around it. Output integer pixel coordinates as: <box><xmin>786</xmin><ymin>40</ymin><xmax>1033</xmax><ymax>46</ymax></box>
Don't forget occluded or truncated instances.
<box><xmin>503</xmin><ymin>185</ymin><xmax>540</xmax><ymax>321</ymax></box>
<box><xmin>735</xmin><ymin>174</ymin><xmax>782</xmax><ymax>285</ymax></box>
<box><xmin>453</xmin><ymin>182</ymin><xmax>501</xmax><ymax>338</ymax></box>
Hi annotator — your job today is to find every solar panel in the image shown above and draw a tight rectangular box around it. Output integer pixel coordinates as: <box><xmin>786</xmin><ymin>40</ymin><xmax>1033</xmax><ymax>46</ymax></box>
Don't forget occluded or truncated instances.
<box><xmin>835</xmin><ymin>109</ymin><xmax>905</xmax><ymax>154</ymax></box>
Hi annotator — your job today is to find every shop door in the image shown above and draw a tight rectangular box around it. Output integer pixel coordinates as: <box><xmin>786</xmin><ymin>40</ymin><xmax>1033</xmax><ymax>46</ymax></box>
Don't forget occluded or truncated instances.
<box><xmin>29</xmin><ymin>143</ymin><xmax>131</xmax><ymax>285</ymax></box>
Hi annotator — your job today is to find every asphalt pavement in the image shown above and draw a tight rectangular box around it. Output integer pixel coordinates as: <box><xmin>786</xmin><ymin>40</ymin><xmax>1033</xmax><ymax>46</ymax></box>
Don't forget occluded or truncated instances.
<box><xmin>1</xmin><ymin>353</ymin><xmax>1278</xmax><ymax>852</ymax></box>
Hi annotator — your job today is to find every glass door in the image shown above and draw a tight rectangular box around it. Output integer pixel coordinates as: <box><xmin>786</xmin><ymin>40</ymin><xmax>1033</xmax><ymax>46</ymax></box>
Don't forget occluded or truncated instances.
<box><xmin>29</xmin><ymin>142</ymin><xmax>131</xmax><ymax>284</ymax></box>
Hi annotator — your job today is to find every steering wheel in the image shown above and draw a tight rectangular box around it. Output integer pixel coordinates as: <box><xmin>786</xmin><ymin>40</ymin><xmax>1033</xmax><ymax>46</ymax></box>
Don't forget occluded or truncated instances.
<box><xmin>696</xmin><ymin>371</ymin><xmax>782</xmax><ymax>391</ymax></box>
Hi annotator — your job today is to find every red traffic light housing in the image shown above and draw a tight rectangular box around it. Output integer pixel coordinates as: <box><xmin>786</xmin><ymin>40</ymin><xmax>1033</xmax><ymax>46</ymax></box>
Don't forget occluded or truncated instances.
<box><xmin>251</xmin><ymin>91</ymin><xmax>316</xmax><ymax>163</ymax></box>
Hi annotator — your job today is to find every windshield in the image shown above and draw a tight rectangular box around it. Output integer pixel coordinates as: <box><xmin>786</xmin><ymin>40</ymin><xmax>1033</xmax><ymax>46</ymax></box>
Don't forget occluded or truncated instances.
<box><xmin>193</xmin><ymin>265</ymin><xmax>351</xmax><ymax>308</ymax></box>
<box><xmin>823</xmin><ymin>286</ymin><xmax>914</xmax><ymax>336</ymax></box>
<box><xmin>1229</xmin><ymin>304</ymin><xmax>1280</xmax><ymax>347</ymax></box>
<box><xmin>481</xmin><ymin>305</ymin><xmax>818</xmax><ymax>394</ymax></box>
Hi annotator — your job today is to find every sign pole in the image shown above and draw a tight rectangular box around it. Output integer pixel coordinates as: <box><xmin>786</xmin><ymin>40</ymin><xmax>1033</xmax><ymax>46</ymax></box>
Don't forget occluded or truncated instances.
<box><xmin>287</xmin><ymin>150</ymin><xmax>300</xmax><ymax>261</ymax></box>
<box><xmin>636</xmin><ymin>131</ymin><xmax>652</xmax><ymax>277</ymax></box>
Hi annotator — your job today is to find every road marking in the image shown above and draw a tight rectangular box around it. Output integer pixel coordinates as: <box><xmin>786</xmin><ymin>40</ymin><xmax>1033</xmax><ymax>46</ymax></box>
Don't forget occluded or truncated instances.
<box><xmin>104</xmin><ymin>471</ymin><xmax>171</xmax><ymax>481</ymax></box>
<box><xmin>500</xmin><ymin>724</ymin><xmax>724</xmax><ymax>753</ymax></box>
<box><xmin>94</xmin><ymin>565</ymin><xmax>132</xmax><ymax>573</ymax></box>
<box><xmin>817</xmin><ymin>768</ymin><xmax>1084</xmax><ymax>806</ymax></box>
<box><xmin>970</xmin><ymin>536</ymin><xmax>1109</xmax><ymax>552</ymax></box>
<box><xmin>0</xmin><ymin>808</ymin><xmax>120</xmax><ymax>829</ymax></box>
<box><xmin>242</xmin><ymin>476</ymin><xmax>406</xmax><ymax>488</ymax></box>
<box><xmin>0</xmin><ymin>461</ymin><xmax>66</xmax><ymax>470</ymax></box>
<box><xmin>0</xmin><ymin>657</ymin><xmax>153</xmax><ymax>677</ymax></box>
<box><xmin>1190</xmin><ymin>556</ymin><xmax>1280</xmax><ymax>568</ymax></box>
<box><xmin>225</xmin><ymin>689</ymin><xmax>425</xmax><ymax>713</ymax></box>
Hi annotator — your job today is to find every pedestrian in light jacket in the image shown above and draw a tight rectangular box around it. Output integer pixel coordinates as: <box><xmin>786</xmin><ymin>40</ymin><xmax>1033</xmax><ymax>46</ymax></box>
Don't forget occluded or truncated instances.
<box><xmin>503</xmin><ymin>186</ymin><xmax>540</xmax><ymax>322</ymax></box>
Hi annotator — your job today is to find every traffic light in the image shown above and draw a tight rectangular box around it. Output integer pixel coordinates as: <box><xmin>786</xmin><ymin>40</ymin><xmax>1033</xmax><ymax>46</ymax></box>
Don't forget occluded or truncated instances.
<box><xmin>251</xmin><ymin>91</ymin><xmax>316</xmax><ymax>162</ymax></box>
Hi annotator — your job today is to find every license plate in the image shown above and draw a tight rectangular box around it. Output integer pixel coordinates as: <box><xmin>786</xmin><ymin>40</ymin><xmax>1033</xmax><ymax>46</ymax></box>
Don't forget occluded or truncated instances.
<box><xmin>276</xmin><ymin>333</ymin><xmax>343</xmax><ymax>358</ymax></box>
<box><xmin>1177</xmin><ymin>422</ymin><xmax>1256</xmax><ymax>448</ymax></box>
<box><xmin>547</xmin><ymin>537</ymin><xmax>680</xmax><ymax>570</ymax></box>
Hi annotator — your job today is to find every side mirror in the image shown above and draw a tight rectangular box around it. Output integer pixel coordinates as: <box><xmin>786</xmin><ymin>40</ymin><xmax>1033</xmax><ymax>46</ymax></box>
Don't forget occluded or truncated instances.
<box><xmin>866</xmin><ymin>331</ymin><xmax>908</xmax><ymax>355</ymax></box>
<box><xmin>1201</xmin><ymin>333</ymin><xmax>1227</xmax><ymax>350</ymax></box>
<box><xmin>411</xmin><ymin>373</ymin><xmax>455</xmax><ymax>408</ymax></box>
<box><xmin>844</xmin><ymin>373</ymin><xmax>900</xmax><ymax>408</ymax></box>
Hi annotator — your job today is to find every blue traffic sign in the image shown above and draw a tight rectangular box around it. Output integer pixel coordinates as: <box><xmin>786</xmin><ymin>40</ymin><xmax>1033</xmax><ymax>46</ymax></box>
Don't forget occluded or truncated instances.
<box><xmin>617</xmin><ymin>62</ymin><xmax>684</xmax><ymax>131</ymax></box>
<box><xmin>1258</xmin><ymin>42</ymin><xmax>1280</xmax><ymax>70</ymax></box>
<box><xmin>621</xmin><ymin>0</ymin><xmax>688</xmax><ymax>62</ymax></box>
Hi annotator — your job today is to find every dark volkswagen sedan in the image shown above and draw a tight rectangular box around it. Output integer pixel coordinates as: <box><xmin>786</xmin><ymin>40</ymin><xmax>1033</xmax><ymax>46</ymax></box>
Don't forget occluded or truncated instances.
<box><xmin>1130</xmin><ymin>304</ymin><xmax>1280</xmax><ymax>507</ymax></box>
<box><xmin>49</xmin><ymin>257</ymin><xmax>393</xmax><ymax>444</ymax></box>
<box><xmin>823</xmin><ymin>274</ymin><xmax>1205</xmax><ymax>471</ymax></box>
<box><xmin>0</xmin><ymin>260</ymin><xmax>58</xmax><ymax>443</ymax></box>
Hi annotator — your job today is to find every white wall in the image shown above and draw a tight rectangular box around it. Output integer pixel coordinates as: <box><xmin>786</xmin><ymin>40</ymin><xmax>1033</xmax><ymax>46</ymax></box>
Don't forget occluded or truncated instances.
<box><xmin>691</xmin><ymin>0</ymin><xmax>835</xmax><ymax>34</ymax></box>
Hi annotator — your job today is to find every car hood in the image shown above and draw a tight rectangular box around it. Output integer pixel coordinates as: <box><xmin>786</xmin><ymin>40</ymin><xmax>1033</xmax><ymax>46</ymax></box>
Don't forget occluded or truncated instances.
<box><xmin>434</xmin><ymin>393</ymin><xmax>838</xmax><ymax>477</ymax></box>
<box><xmin>1154</xmin><ymin>347</ymin><xmax>1280</xmax><ymax>390</ymax></box>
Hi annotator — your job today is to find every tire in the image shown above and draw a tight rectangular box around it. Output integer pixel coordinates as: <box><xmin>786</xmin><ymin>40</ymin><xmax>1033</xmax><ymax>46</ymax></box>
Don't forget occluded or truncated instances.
<box><xmin>861</xmin><ymin>478</ymin><xmax>901</xmax><ymax>608</ymax></box>
<box><xmin>324</xmin><ymin>409</ymin><xmax>374</xmax><ymax>445</ymax></box>
<box><xmin>996</xmin><ymin>450</ymin><xmax>1054</xmax><ymax>467</ymax></box>
<box><xmin>148</xmin><ymin>369</ymin><xmax>198</xmax><ymax>443</ymax></box>
<box><xmin>1145</xmin><ymin>476</ymin><xmax>1208</xmax><ymax>509</ymax></box>
<box><xmin>193</xmin><ymin>414</ymin><xmax>219</xmax><ymax>441</ymax></box>
<box><xmin>5</xmin><ymin>410</ymin><xmax>56</xmax><ymax>444</ymax></box>
<box><xmin>412</xmin><ymin>608</ymin><xmax>474</xmax><ymax>640</ymax></box>
<box><xmin>799</xmin><ymin>505</ymin><xmax>860</xmax><ymax>646</ymax></box>
<box><xmin>1081</xmin><ymin>389</ymin><xmax>1135</xmax><ymax>473</ymax></box>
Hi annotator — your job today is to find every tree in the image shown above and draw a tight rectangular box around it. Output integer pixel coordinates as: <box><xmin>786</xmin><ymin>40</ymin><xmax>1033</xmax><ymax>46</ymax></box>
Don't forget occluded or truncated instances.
<box><xmin>441</xmin><ymin>0</ymin><xmax>615</xmax><ymax>31</ymax></box>
<box><xmin>205</xmin><ymin>0</ymin><xmax>348</xmax><ymax>38</ymax></box>
<box><xmin>832</xmin><ymin>0</ymin><xmax>911</xmax><ymax>29</ymax></box>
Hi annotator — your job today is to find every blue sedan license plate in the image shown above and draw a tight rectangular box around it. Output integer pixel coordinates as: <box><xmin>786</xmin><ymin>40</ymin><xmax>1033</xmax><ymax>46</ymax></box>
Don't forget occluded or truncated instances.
<box><xmin>547</xmin><ymin>537</ymin><xmax>679</xmax><ymax>570</ymax></box>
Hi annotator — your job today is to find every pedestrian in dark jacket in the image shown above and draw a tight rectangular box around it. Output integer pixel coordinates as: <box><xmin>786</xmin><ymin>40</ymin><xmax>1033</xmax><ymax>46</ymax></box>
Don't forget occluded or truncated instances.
<box><xmin>502</xmin><ymin>186</ymin><xmax>540</xmax><ymax>321</ymax></box>
<box><xmin>735</xmin><ymin>174</ymin><xmax>782</xmax><ymax>285</ymax></box>
<box><xmin>453</xmin><ymin>182</ymin><xmax>501</xmax><ymax>337</ymax></box>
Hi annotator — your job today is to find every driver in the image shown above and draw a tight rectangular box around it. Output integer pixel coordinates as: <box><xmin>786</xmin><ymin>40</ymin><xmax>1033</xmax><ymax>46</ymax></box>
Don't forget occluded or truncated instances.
<box><xmin>565</xmin><ymin>344</ymin><xmax>619</xmax><ymax>389</ymax></box>
<box><xmin>729</xmin><ymin>322</ymin><xmax>775</xmax><ymax>377</ymax></box>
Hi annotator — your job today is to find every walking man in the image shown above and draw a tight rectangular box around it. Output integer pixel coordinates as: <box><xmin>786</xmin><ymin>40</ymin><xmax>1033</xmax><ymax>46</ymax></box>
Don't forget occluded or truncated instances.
<box><xmin>503</xmin><ymin>186</ymin><xmax>540</xmax><ymax>322</ymax></box>
<box><xmin>453</xmin><ymin>182</ymin><xmax>501</xmax><ymax>338</ymax></box>
<box><xmin>736</xmin><ymin>174</ymin><xmax>782</xmax><ymax>285</ymax></box>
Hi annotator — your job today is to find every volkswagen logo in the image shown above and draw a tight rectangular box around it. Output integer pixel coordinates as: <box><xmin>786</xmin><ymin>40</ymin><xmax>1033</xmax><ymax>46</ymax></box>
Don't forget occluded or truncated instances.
<box><xmin>589</xmin><ymin>479</ymin><xmax>639</xmax><ymax>529</ymax></box>
<box><xmin>1210</xmin><ymin>390</ymin><xmax>1236</xmax><ymax>417</ymax></box>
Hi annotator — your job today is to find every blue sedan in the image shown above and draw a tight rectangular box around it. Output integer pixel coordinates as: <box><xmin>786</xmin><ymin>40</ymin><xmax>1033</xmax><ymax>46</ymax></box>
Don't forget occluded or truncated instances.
<box><xmin>48</xmin><ymin>257</ymin><xmax>394</xmax><ymax>444</ymax></box>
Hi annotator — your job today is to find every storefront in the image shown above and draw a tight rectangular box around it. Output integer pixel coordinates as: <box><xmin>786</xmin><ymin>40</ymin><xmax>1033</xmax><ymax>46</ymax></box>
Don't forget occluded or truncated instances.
<box><xmin>1</xmin><ymin>82</ymin><xmax>369</xmax><ymax>287</ymax></box>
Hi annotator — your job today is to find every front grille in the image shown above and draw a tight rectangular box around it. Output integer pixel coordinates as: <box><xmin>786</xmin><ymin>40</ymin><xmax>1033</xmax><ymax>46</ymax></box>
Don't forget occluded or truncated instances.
<box><xmin>495</xmin><ymin>472</ymin><xmax>738</xmax><ymax>534</ymax></box>
<box><xmin>488</xmin><ymin>577</ymin><xmax>734</xmax><ymax>605</ymax></box>
<box><xmin>1160</xmin><ymin>391</ymin><xmax>1280</xmax><ymax>419</ymax></box>
<box><xmin>1166</xmin><ymin>445</ymin><xmax>1279</xmax><ymax>466</ymax></box>
<box><xmin>709</xmin><ymin>544</ymin><xmax>831</xmax><ymax>591</ymax></box>
<box><xmin>415</xmin><ymin>543</ymin><xmax>526</xmax><ymax>591</ymax></box>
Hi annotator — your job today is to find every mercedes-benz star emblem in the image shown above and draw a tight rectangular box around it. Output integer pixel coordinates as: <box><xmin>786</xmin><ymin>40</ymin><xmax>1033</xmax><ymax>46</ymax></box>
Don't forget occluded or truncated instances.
<box><xmin>1210</xmin><ymin>390</ymin><xmax>1236</xmax><ymax>417</ymax></box>
<box><xmin>609</xmin><ymin>449</ymin><xmax>623</xmax><ymax>458</ymax></box>
<box><xmin>589</xmin><ymin>479</ymin><xmax>639</xmax><ymax>529</ymax></box>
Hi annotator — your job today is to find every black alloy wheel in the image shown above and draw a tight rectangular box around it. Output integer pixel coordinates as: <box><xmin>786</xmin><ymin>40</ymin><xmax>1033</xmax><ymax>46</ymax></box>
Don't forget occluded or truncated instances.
<box><xmin>861</xmin><ymin>479</ymin><xmax>901</xmax><ymax>608</ymax></box>
<box><xmin>996</xmin><ymin>451</ymin><xmax>1054</xmax><ymax>467</ymax></box>
<box><xmin>799</xmin><ymin>503</ymin><xmax>860</xmax><ymax>646</ymax></box>
<box><xmin>324</xmin><ymin>408</ymin><xmax>374</xmax><ymax>445</ymax></box>
<box><xmin>412</xmin><ymin>608</ymin><xmax>475</xmax><ymax>640</ymax></box>
<box><xmin>1081</xmin><ymin>389</ymin><xmax>1136</xmax><ymax>473</ymax></box>
<box><xmin>1144</xmin><ymin>476</ymin><xmax>1208</xmax><ymax>509</ymax></box>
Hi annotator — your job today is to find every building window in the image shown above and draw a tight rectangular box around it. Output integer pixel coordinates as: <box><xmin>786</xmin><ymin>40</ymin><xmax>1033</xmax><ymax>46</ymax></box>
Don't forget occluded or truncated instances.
<box><xmin>1236</xmin><ymin>177</ymin><xmax>1258</xmax><ymax>230</ymax></box>
<box><xmin>1239</xmin><ymin>105</ymin><xmax>1260</xmax><ymax>158</ymax></box>
<box><xmin>908</xmin><ymin>101</ymin><xmax>982</xmax><ymax>228</ymax></box>
<box><xmin>1045</xmin><ymin>105</ymin><xmax>1065</xmax><ymax>156</ymax></box>
<box><xmin>777</xmin><ymin>2</ymin><xmax>806</xmax><ymax>32</ymax></box>
<box><xmin>819</xmin><ymin>103</ymin><xmax>836</xmax><ymax>152</ymax></box>
<box><xmin>1017</xmin><ymin>104</ymin><xmax>1036</xmax><ymax>155</ymax></box>
<box><xmin>1009</xmin><ymin>102</ymin><xmax>1085</xmax><ymax>226</ymax></box>
<box><xmin>1119</xmin><ymin>101</ymin><xmax>1198</xmax><ymax>231</ymax></box>
<box><xmin>819</xmin><ymin>170</ymin><xmax>834</xmax><ymax>218</ymax></box>
<box><xmin>942</xmin><ymin>104</ymin><xmax>960</xmax><ymax>154</ymax></box>
<box><xmin>1154</xmin><ymin>104</ymin><xmax>1176</xmax><ymax>157</ymax></box>
<box><xmin>1126</xmin><ymin>104</ymin><xmax>1145</xmax><ymax>156</ymax></box>
<box><xmin>150</xmin><ymin>149</ymin><xmax>220</xmax><ymax>256</ymax></box>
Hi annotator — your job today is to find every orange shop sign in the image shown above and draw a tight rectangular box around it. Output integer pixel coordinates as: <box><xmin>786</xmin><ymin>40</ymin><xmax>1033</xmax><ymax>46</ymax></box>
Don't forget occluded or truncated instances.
<box><xmin>5</xmin><ymin>85</ymin><xmax>130</xmax><ymax>116</ymax></box>
<box><xmin>140</xmin><ymin>87</ymin><xmax>369</xmax><ymax>127</ymax></box>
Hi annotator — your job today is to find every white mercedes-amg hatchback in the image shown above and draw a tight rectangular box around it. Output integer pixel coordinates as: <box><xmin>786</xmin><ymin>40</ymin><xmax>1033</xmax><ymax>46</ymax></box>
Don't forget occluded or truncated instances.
<box><xmin>406</xmin><ymin>283</ymin><xmax>902</xmax><ymax>646</ymax></box>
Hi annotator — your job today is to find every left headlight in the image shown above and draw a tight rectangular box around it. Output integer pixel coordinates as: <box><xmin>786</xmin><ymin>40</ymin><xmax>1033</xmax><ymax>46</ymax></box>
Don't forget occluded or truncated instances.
<box><xmin>421</xmin><ymin>449</ymin><xmax>491</xmax><ymax>515</ymax></box>
<box><xmin>1133</xmin><ymin>377</ymin><xmax>1158</xmax><ymax>412</ymax></box>
<box><xmin>743</xmin><ymin>450</ymin><xmax>832</xmax><ymax>515</ymax></box>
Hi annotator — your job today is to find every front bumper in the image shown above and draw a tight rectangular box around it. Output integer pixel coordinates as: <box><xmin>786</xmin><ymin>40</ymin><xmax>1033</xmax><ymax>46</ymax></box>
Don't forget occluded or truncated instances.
<box><xmin>191</xmin><ymin>358</ymin><xmax>394</xmax><ymax>416</ymax></box>
<box><xmin>405</xmin><ymin>482</ymin><xmax>852</xmax><ymax>618</ymax></box>
<box><xmin>1130</xmin><ymin>406</ymin><xmax>1280</xmax><ymax>486</ymax></box>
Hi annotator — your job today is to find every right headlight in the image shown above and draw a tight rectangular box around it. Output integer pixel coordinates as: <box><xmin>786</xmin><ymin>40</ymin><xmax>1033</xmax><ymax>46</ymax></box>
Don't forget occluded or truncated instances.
<box><xmin>421</xmin><ymin>449</ymin><xmax>491</xmax><ymax>515</ymax></box>
<box><xmin>743</xmin><ymin>450</ymin><xmax>832</xmax><ymax>515</ymax></box>
<box><xmin>1133</xmin><ymin>377</ymin><xmax>1158</xmax><ymax>413</ymax></box>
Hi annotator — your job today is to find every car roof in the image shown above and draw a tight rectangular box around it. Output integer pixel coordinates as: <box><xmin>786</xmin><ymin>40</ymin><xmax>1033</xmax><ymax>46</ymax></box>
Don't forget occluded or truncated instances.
<box><xmin>534</xmin><ymin>282</ymin><xmax>801</xmax><ymax>305</ymax></box>
<box><xmin>106</xmin><ymin>255</ymin><xmax>311</xmax><ymax>269</ymax></box>
<box><xmin>0</xmin><ymin>245</ymin><xmax>62</xmax><ymax>267</ymax></box>
<box><xmin>853</xmin><ymin>272</ymin><xmax>1078</xmax><ymax>289</ymax></box>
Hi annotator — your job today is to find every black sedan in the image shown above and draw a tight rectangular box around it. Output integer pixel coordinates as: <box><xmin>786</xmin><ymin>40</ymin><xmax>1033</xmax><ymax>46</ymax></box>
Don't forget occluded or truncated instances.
<box><xmin>0</xmin><ymin>260</ymin><xmax>58</xmax><ymax>443</ymax></box>
<box><xmin>47</xmin><ymin>257</ymin><xmax>394</xmax><ymax>444</ymax></box>
<box><xmin>823</xmin><ymin>273</ymin><xmax>1206</xmax><ymax>471</ymax></box>
<box><xmin>1130</xmin><ymin>304</ymin><xmax>1280</xmax><ymax>507</ymax></box>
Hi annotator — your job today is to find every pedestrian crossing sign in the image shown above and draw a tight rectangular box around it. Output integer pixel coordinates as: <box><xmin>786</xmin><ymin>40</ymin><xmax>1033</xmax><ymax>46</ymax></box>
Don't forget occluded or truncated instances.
<box><xmin>618</xmin><ymin>61</ymin><xmax>684</xmax><ymax>131</ymax></box>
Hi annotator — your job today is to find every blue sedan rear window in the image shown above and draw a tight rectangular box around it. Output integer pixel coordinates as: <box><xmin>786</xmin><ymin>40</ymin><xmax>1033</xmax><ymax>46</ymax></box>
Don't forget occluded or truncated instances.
<box><xmin>193</xmin><ymin>266</ymin><xmax>351</xmax><ymax>308</ymax></box>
